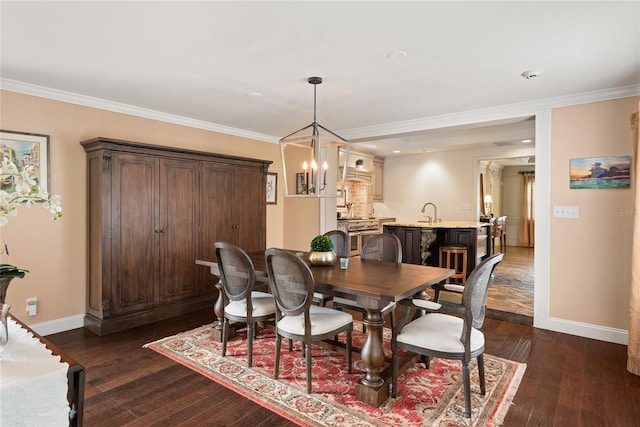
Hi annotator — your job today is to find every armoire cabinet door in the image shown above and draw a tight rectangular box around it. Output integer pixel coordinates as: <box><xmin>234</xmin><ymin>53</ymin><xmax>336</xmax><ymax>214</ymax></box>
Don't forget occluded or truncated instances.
<box><xmin>159</xmin><ymin>158</ymin><xmax>201</xmax><ymax>302</ymax></box>
<box><xmin>233</xmin><ymin>165</ymin><xmax>266</xmax><ymax>252</ymax></box>
<box><xmin>200</xmin><ymin>161</ymin><xmax>235</xmax><ymax>263</ymax></box>
<box><xmin>111</xmin><ymin>153</ymin><xmax>159</xmax><ymax>315</ymax></box>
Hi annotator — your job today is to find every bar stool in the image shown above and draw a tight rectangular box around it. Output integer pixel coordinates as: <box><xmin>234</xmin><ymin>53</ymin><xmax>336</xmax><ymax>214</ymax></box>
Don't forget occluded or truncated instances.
<box><xmin>439</xmin><ymin>245</ymin><xmax>468</xmax><ymax>285</ymax></box>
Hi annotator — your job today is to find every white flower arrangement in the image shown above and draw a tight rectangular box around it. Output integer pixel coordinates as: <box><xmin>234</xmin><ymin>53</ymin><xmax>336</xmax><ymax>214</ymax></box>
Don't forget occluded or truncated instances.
<box><xmin>0</xmin><ymin>157</ymin><xmax>62</xmax><ymax>227</ymax></box>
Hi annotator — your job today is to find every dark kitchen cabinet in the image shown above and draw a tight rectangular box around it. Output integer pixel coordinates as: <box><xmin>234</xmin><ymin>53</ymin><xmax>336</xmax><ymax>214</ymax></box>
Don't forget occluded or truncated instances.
<box><xmin>81</xmin><ymin>137</ymin><xmax>271</xmax><ymax>335</ymax></box>
<box><xmin>384</xmin><ymin>225</ymin><xmax>422</xmax><ymax>264</ymax></box>
<box><xmin>384</xmin><ymin>224</ymin><xmax>491</xmax><ymax>276</ymax></box>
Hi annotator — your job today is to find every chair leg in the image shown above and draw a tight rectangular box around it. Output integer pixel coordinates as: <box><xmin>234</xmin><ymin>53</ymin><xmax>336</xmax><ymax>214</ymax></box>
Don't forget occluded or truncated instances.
<box><xmin>346</xmin><ymin>328</ymin><xmax>352</xmax><ymax>374</ymax></box>
<box><xmin>305</xmin><ymin>341</ymin><xmax>312</xmax><ymax>394</ymax></box>
<box><xmin>274</xmin><ymin>335</ymin><xmax>281</xmax><ymax>380</ymax></box>
<box><xmin>221</xmin><ymin>318</ymin><xmax>229</xmax><ymax>357</ymax></box>
<box><xmin>462</xmin><ymin>361</ymin><xmax>471</xmax><ymax>418</ymax></box>
<box><xmin>247</xmin><ymin>323</ymin><xmax>253</xmax><ymax>367</ymax></box>
<box><xmin>421</xmin><ymin>355</ymin><xmax>431</xmax><ymax>368</ymax></box>
<box><xmin>478</xmin><ymin>354</ymin><xmax>486</xmax><ymax>395</ymax></box>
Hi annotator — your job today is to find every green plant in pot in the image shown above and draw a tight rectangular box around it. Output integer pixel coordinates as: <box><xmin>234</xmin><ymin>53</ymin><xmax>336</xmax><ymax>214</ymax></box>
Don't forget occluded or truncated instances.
<box><xmin>308</xmin><ymin>235</ymin><xmax>336</xmax><ymax>266</ymax></box>
<box><xmin>355</xmin><ymin>158</ymin><xmax>364</xmax><ymax>169</ymax></box>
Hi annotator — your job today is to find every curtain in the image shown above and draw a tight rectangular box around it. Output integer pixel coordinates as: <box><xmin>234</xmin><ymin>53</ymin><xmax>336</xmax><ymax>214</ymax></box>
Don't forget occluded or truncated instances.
<box><xmin>518</xmin><ymin>172</ymin><xmax>535</xmax><ymax>247</ymax></box>
<box><xmin>629</xmin><ymin>108</ymin><xmax>639</xmax><ymax>376</ymax></box>
<box><xmin>480</xmin><ymin>173</ymin><xmax>486</xmax><ymax>217</ymax></box>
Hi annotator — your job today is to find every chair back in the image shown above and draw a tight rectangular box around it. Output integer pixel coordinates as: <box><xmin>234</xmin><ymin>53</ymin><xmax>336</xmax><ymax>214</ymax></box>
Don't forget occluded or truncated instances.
<box><xmin>324</xmin><ymin>230</ymin><xmax>348</xmax><ymax>258</ymax></box>
<box><xmin>361</xmin><ymin>233</ymin><xmax>402</xmax><ymax>263</ymax></box>
<box><xmin>265</xmin><ymin>248</ymin><xmax>314</xmax><ymax>319</ymax></box>
<box><xmin>214</xmin><ymin>242</ymin><xmax>256</xmax><ymax>303</ymax></box>
<box><xmin>490</xmin><ymin>217</ymin><xmax>501</xmax><ymax>237</ymax></box>
<box><xmin>461</xmin><ymin>252</ymin><xmax>504</xmax><ymax>329</ymax></box>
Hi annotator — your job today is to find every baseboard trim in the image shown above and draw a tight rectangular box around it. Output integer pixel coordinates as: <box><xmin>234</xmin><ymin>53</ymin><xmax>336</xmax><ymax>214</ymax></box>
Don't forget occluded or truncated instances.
<box><xmin>28</xmin><ymin>314</ymin><xmax>85</xmax><ymax>337</ymax></box>
<box><xmin>545</xmin><ymin>316</ymin><xmax>628</xmax><ymax>345</ymax></box>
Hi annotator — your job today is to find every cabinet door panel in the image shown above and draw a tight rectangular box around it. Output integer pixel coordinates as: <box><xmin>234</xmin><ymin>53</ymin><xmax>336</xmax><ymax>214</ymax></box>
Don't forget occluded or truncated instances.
<box><xmin>233</xmin><ymin>166</ymin><xmax>266</xmax><ymax>252</ymax></box>
<box><xmin>111</xmin><ymin>154</ymin><xmax>158</xmax><ymax>315</ymax></box>
<box><xmin>200</xmin><ymin>162</ymin><xmax>235</xmax><ymax>261</ymax></box>
<box><xmin>159</xmin><ymin>158</ymin><xmax>200</xmax><ymax>302</ymax></box>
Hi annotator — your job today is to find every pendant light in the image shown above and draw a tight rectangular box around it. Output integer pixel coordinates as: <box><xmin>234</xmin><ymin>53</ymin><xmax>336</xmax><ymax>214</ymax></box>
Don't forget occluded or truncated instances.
<box><xmin>279</xmin><ymin>77</ymin><xmax>350</xmax><ymax>198</ymax></box>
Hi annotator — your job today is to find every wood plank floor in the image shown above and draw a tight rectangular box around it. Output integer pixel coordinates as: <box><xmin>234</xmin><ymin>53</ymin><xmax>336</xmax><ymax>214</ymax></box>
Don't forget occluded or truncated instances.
<box><xmin>46</xmin><ymin>309</ymin><xmax>640</xmax><ymax>426</ymax></box>
<box><xmin>437</xmin><ymin>245</ymin><xmax>535</xmax><ymax>325</ymax></box>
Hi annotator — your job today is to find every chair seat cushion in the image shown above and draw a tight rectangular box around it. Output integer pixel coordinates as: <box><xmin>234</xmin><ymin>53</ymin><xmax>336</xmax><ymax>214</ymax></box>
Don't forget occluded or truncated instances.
<box><xmin>277</xmin><ymin>305</ymin><xmax>353</xmax><ymax>336</ymax></box>
<box><xmin>397</xmin><ymin>313</ymin><xmax>484</xmax><ymax>354</ymax></box>
<box><xmin>333</xmin><ymin>297</ymin><xmax>396</xmax><ymax>314</ymax></box>
<box><xmin>225</xmin><ymin>291</ymin><xmax>276</xmax><ymax>318</ymax></box>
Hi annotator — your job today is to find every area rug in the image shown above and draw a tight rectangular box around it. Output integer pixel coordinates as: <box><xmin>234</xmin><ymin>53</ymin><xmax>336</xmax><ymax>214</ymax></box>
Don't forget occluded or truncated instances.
<box><xmin>144</xmin><ymin>322</ymin><xmax>526</xmax><ymax>427</ymax></box>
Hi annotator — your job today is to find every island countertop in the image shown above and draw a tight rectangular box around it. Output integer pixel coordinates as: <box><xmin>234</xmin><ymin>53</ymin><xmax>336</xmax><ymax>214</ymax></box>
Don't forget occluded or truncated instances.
<box><xmin>384</xmin><ymin>221</ymin><xmax>488</xmax><ymax>229</ymax></box>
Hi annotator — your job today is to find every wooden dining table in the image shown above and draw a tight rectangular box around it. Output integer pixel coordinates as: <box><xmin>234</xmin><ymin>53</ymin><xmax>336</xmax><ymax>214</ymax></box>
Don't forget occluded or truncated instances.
<box><xmin>197</xmin><ymin>251</ymin><xmax>454</xmax><ymax>407</ymax></box>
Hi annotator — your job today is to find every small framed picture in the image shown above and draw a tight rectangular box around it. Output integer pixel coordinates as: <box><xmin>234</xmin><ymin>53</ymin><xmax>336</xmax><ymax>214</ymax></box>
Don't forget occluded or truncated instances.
<box><xmin>0</xmin><ymin>130</ymin><xmax>50</xmax><ymax>194</ymax></box>
<box><xmin>337</xmin><ymin>188</ymin><xmax>347</xmax><ymax>207</ymax></box>
<box><xmin>296</xmin><ymin>172</ymin><xmax>306</xmax><ymax>194</ymax></box>
<box><xmin>266</xmin><ymin>172</ymin><xmax>277</xmax><ymax>204</ymax></box>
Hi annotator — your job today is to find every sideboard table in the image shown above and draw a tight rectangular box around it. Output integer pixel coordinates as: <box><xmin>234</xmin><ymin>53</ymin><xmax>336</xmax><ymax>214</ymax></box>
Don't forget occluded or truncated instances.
<box><xmin>0</xmin><ymin>316</ymin><xmax>85</xmax><ymax>426</ymax></box>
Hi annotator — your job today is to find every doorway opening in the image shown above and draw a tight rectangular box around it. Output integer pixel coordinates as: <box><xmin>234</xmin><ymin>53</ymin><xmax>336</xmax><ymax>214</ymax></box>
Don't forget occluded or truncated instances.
<box><xmin>480</xmin><ymin>156</ymin><xmax>535</xmax><ymax>325</ymax></box>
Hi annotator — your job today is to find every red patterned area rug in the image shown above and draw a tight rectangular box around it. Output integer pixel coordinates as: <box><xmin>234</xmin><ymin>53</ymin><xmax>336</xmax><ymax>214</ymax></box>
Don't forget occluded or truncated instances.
<box><xmin>145</xmin><ymin>322</ymin><xmax>525</xmax><ymax>427</ymax></box>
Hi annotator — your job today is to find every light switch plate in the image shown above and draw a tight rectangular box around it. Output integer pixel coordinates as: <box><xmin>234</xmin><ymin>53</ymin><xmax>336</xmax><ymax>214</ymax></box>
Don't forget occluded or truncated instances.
<box><xmin>553</xmin><ymin>206</ymin><xmax>579</xmax><ymax>218</ymax></box>
<box><xmin>460</xmin><ymin>203</ymin><xmax>472</xmax><ymax>210</ymax></box>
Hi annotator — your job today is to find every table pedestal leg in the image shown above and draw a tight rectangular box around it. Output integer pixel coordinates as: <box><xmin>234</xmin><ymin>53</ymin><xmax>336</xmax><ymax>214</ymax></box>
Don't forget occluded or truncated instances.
<box><xmin>356</xmin><ymin>309</ymin><xmax>389</xmax><ymax>407</ymax></box>
<box><xmin>210</xmin><ymin>281</ymin><xmax>234</xmax><ymax>342</ymax></box>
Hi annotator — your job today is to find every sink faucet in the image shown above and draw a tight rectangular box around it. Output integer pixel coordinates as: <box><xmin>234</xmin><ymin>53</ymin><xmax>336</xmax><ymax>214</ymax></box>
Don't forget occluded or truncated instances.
<box><xmin>421</xmin><ymin>202</ymin><xmax>438</xmax><ymax>225</ymax></box>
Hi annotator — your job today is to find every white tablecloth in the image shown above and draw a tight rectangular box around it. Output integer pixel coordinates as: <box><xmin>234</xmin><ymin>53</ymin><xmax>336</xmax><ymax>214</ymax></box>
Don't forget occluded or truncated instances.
<box><xmin>0</xmin><ymin>317</ymin><xmax>70</xmax><ymax>426</ymax></box>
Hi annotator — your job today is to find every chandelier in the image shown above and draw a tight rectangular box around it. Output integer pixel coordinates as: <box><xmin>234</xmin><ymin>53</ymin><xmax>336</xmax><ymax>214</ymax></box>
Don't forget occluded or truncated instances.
<box><xmin>279</xmin><ymin>77</ymin><xmax>350</xmax><ymax>198</ymax></box>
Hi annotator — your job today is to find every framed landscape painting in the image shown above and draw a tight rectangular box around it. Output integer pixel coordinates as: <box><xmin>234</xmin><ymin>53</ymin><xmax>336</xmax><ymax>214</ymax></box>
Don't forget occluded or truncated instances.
<box><xmin>570</xmin><ymin>156</ymin><xmax>631</xmax><ymax>189</ymax></box>
<box><xmin>0</xmin><ymin>130</ymin><xmax>50</xmax><ymax>193</ymax></box>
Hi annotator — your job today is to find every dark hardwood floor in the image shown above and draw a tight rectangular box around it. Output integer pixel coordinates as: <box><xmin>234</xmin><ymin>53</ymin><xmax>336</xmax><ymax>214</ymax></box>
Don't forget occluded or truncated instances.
<box><xmin>47</xmin><ymin>308</ymin><xmax>640</xmax><ymax>426</ymax></box>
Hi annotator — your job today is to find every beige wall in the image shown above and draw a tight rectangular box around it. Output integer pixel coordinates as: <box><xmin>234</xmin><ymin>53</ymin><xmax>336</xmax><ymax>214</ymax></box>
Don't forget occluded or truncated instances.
<box><xmin>550</xmin><ymin>97</ymin><xmax>637</xmax><ymax>329</ymax></box>
<box><xmin>0</xmin><ymin>90</ymin><xmax>283</xmax><ymax>325</ymax></box>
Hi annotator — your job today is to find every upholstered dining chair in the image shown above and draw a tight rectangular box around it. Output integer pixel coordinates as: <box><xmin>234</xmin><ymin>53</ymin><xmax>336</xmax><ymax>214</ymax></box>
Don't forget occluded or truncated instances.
<box><xmin>214</xmin><ymin>242</ymin><xmax>276</xmax><ymax>367</ymax></box>
<box><xmin>265</xmin><ymin>248</ymin><xmax>353</xmax><ymax>394</ymax></box>
<box><xmin>332</xmin><ymin>233</ymin><xmax>401</xmax><ymax>332</ymax></box>
<box><xmin>391</xmin><ymin>253</ymin><xmax>504</xmax><ymax>418</ymax></box>
<box><xmin>313</xmin><ymin>230</ymin><xmax>348</xmax><ymax>307</ymax></box>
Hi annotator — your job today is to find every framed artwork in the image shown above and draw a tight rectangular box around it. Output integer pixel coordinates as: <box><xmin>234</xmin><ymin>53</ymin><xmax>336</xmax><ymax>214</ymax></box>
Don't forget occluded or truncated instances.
<box><xmin>570</xmin><ymin>156</ymin><xmax>631</xmax><ymax>189</ymax></box>
<box><xmin>337</xmin><ymin>188</ymin><xmax>347</xmax><ymax>207</ymax></box>
<box><xmin>266</xmin><ymin>172</ymin><xmax>277</xmax><ymax>204</ymax></box>
<box><xmin>0</xmin><ymin>130</ymin><xmax>50</xmax><ymax>194</ymax></box>
<box><xmin>296</xmin><ymin>172</ymin><xmax>306</xmax><ymax>194</ymax></box>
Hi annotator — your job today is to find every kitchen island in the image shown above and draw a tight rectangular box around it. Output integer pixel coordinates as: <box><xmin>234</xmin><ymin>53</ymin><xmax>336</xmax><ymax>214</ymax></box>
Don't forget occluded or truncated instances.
<box><xmin>383</xmin><ymin>221</ymin><xmax>490</xmax><ymax>277</ymax></box>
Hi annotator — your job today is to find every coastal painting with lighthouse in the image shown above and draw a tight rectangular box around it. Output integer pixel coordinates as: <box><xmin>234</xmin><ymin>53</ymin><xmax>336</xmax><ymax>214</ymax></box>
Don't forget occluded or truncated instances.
<box><xmin>570</xmin><ymin>156</ymin><xmax>631</xmax><ymax>189</ymax></box>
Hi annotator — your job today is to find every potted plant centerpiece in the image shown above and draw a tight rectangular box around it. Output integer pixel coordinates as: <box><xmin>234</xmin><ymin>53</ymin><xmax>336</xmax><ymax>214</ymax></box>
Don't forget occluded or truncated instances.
<box><xmin>355</xmin><ymin>158</ymin><xmax>365</xmax><ymax>169</ymax></box>
<box><xmin>308</xmin><ymin>235</ymin><xmax>336</xmax><ymax>266</ymax></box>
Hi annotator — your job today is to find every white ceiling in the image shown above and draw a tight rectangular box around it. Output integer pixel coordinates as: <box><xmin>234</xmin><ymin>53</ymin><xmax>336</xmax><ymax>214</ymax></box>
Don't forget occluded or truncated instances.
<box><xmin>1</xmin><ymin>1</ymin><xmax>639</xmax><ymax>156</ymax></box>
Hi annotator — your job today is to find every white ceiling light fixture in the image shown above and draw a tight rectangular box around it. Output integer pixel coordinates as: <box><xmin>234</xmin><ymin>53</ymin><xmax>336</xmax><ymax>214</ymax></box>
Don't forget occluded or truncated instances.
<box><xmin>386</xmin><ymin>50</ymin><xmax>408</xmax><ymax>60</ymax></box>
<box><xmin>521</xmin><ymin>69</ymin><xmax>543</xmax><ymax>80</ymax></box>
<box><xmin>279</xmin><ymin>77</ymin><xmax>350</xmax><ymax>198</ymax></box>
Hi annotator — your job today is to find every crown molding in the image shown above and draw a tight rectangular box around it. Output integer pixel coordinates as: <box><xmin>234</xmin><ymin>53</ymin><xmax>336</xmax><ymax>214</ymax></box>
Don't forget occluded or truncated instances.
<box><xmin>341</xmin><ymin>84</ymin><xmax>640</xmax><ymax>141</ymax></box>
<box><xmin>0</xmin><ymin>78</ymin><xmax>280</xmax><ymax>144</ymax></box>
<box><xmin>3</xmin><ymin>78</ymin><xmax>638</xmax><ymax>145</ymax></box>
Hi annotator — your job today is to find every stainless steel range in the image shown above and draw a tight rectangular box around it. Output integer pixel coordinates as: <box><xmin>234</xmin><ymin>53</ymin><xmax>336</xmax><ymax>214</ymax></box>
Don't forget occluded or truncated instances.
<box><xmin>337</xmin><ymin>219</ymin><xmax>380</xmax><ymax>256</ymax></box>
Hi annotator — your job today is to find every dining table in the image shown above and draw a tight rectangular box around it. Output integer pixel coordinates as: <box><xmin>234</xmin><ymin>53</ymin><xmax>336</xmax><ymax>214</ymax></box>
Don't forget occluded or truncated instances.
<box><xmin>196</xmin><ymin>251</ymin><xmax>454</xmax><ymax>407</ymax></box>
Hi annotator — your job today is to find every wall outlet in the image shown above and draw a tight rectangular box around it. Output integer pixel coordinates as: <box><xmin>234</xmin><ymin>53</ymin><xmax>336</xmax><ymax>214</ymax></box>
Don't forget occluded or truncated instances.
<box><xmin>553</xmin><ymin>206</ymin><xmax>579</xmax><ymax>218</ymax></box>
<box><xmin>26</xmin><ymin>297</ymin><xmax>37</xmax><ymax>316</ymax></box>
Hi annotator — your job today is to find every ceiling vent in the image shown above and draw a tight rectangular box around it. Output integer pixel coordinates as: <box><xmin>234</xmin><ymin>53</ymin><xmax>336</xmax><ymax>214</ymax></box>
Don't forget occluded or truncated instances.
<box><xmin>493</xmin><ymin>141</ymin><xmax>514</xmax><ymax>147</ymax></box>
